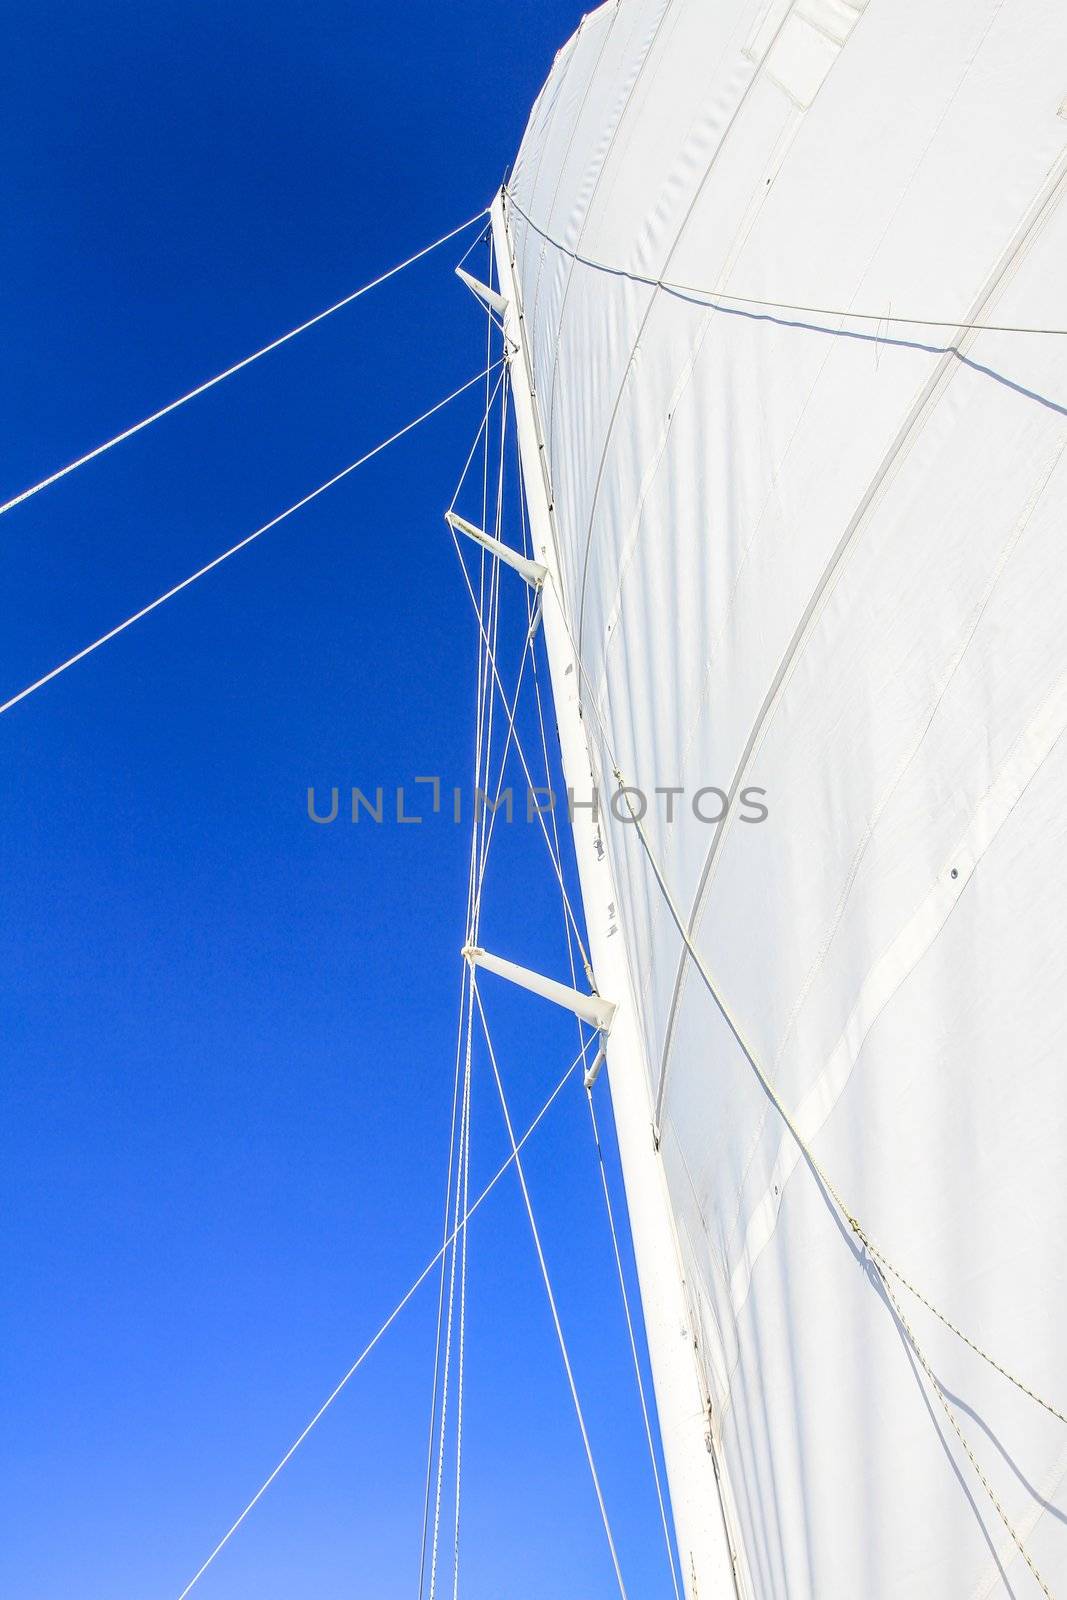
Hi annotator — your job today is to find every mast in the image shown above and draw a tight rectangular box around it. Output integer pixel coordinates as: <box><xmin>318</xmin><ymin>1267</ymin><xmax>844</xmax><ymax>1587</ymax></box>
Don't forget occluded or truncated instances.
<box><xmin>489</xmin><ymin>189</ymin><xmax>739</xmax><ymax>1600</ymax></box>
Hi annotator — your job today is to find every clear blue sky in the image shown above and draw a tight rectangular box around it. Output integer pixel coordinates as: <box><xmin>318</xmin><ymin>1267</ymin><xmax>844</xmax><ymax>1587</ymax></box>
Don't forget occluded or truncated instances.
<box><xmin>0</xmin><ymin>4</ymin><xmax>685</xmax><ymax>1597</ymax></box>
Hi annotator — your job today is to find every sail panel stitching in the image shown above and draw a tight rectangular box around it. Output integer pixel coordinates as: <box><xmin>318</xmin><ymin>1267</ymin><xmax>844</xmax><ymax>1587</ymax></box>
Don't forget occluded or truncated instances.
<box><xmin>539</xmin><ymin>584</ymin><xmax>1066</xmax><ymax>1593</ymax></box>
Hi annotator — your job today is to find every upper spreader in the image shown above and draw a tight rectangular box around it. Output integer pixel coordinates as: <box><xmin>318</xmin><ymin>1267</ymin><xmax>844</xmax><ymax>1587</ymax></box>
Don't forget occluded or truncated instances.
<box><xmin>508</xmin><ymin>4</ymin><xmax>1067</xmax><ymax>1596</ymax></box>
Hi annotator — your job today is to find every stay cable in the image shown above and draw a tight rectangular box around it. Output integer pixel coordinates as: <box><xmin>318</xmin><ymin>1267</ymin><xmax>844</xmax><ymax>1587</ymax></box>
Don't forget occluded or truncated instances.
<box><xmin>0</xmin><ymin>363</ymin><xmax>500</xmax><ymax>721</ymax></box>
<box><xmin>0</xmin><ymin>209</ymin><xmax>487</xmax><ymax>522</ymax></box>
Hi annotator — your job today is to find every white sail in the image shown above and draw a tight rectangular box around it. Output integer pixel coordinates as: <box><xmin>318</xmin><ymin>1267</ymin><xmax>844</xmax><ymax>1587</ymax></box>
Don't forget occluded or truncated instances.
<box><xmin>497</xmin><ymin>3</ymin><xmax>1067</xmax><ymax>1595</ymax></box>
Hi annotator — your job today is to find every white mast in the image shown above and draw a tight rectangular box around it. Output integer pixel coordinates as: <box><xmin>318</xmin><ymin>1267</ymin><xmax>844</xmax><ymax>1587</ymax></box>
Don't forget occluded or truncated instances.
<box><xmin>490</xmin><ymin>189</ymin><xmax>739</xmax><ymax>1600</ymax></box>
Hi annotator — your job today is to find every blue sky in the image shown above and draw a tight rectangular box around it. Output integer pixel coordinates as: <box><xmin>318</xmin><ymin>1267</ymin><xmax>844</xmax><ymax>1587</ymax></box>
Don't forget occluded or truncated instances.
<box><xmin>0</xmin><ymin>4</ymin><xmax>685</xmax><ymax>1597</ymax></box>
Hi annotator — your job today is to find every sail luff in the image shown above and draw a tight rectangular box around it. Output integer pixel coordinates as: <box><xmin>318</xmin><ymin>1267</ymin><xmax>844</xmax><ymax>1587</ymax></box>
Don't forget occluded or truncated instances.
<box><xmin>504</xmin><ymin>5</ymin><xmax>1067</xmax><ymax>1591</ymax></box>
<box><xmin>490</xmin><ymin>189</ymin><xmax>740</xmax><ymax>1600</ymax></box>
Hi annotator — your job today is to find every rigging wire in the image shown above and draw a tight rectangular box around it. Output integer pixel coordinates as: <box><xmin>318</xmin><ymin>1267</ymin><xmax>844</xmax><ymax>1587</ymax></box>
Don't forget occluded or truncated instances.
<box><xmin>452</xmin><ymin>270</ymin><xmax>501</xmax><ymax>1600</ymax></box>
<box><xmin>506</xmin><ymin>193</ymin><xmax>1067</xmax><ymax>338</ymax></box>
<box><xmin>427</xmin><ymin>651</ymin><xmax>484</xmax><ymax>1600</ymax></box>
<box><xmin>450</xmin><ymin>1014</ymin><xmax>474</xmax><ymax>1600</ymax></box>
<box><xmin>436</xmin><ymin>338</ymin><xmax>631</xmax><ymax>1597</ymax></box>
<box><xmin>441</xmin><ymin>279</ymin><xmax>593</xmax><ymax>981</ymax></box>
<box><xmin>472</xmin><ymin>982</ymin><xmax>630</xmax><ymax>1600</ymax></box>
<box><xmin>864</xmin><ymin>1242</ymin><xmax>1067</xmax><ymax>1431</ymax></box>
<box><xmin>473</xmin><ymin>594</ymin><xmax>537</xmax><ymax>884</ymax></box>
<box><xmin>873</xmin><ymin>1257</ymin><xmax>1056</xmax><ymax>1600</ymax></box>
<box><xmin>498</xmin><ymin>189</ymin><xmax>1065</xmax><ymax>1589</ymax></box>
<box><xmin>454</xmin><ymin>221</ymin><xmax>493</xmax><ymax>275</ymax></box>
<box><xmin>446</xmin><ymin>524</ymin><xmax>593</xmax><ymax>975</ymax></box>
<box><xmin>0</xmin><ymin>209</ymin><xmax>488</xmax><ymax>523</ymax></box>
<box><xmin>0</xmin><ymin>363</ymin><xmax>501</xmax><ymax>721</ymax></box>
<box><xmin>568</xmin><ymin>604</ymin><xmax>1067</xmax><ymax>1430</ymax></box>
<box><xmin>514</xmin><ymin>448</ymin><xmax>684</xmax><ymax>1600</ymax></box>
<box><xmin>470</xmin><ymin>376</ymin><xmax>547</xmax><ymax>913</ymax></box>
<box><xmin>417</xmin><ymin>955</ymin><xmax>472</xmax><ymax>1600</ymax></box>
<box><xmin>171</xmin><ymin>1045</ymin><xmax>586</xmax><ymax>1600</ymax></box>
<box><xmin>427</xmin><ymin>1023</ymin><xmax>474</xmax><ymax>1600</ymax></box>
<box><xmin>427</xmin><ymin>275</ymin><xmax>503</xmax><ymax>1600</ymax></box>
<box><xmin>472</xmin><ymin>346</ymin><xmax>506</xmax><ymax>923</ymax></box>
<box><xmin>418</xmin><ymin>309</ymin><xmax>502</xmax><ymax>1600</ymax></box>
<box><xmin>545</xmin><ymin>597</ymin><xmax>1062</xmax><ymax>1595</ymax></box>
<box><xmin>445</xmin><ymin>368</ymin><xmax>508</xmax><ymax>513</ymax></box>
<box><xmin>586</xmin><ymin>1090</ymin><xmax>684</xmax><ymax>1600</ymax></box>
<box><xmin>497</xmin><ymin>191</ymin><xmax>1066</xmax><ymax>1587</ymax></box>
<box><xmin>420</xmin><ymin>803</ymin><xmax>486</xmax><ymax>1599</ymax></box>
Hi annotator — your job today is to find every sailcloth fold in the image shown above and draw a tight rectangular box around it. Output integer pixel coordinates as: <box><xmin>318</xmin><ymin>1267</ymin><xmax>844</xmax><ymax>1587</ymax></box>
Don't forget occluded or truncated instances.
<box><xmin>504</xmin><ymin>2</ymin><xmax>1067</xmax><ymax>1594</ymax></box>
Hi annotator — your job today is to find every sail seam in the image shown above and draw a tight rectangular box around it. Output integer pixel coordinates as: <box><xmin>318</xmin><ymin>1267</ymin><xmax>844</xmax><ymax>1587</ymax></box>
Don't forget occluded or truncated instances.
<box><xmin>562</xmin><ymin>568</ymin><xmax>1067</xmax><ymax>1428</ymax></box>
<box><xmin>526</xmin><ymin>4</ymin><xmax>624</xmax><ymax>352</ymax></box>
<box><xmin>583</xmin><ymin>0</ymin><xmax>1040</xmax><ymax>781</ymax></box>
<box><xmin>969</xmin><ymin>1446</ymin><xmax>1067</xmax><ymax>1600</ymax></box>
<box><xmin>543</xmin><ymin>0</ymin><xmax>682</xmax><ymax>466</ymax></box>
<box><xmin>507</xmin><ymin>196</ymin><xmax>1067</xmax><ymax>337</ymax></box>
<box><xmin>871</xmin><ymin>1260</ymin><xmax>1057</xmax><ymax>1599</ymax></box>
<box><xmin>622</xmin><ymin>746</ymin><xmax>1063</xmax><ymax>1598</ymax></box>
<box><xmin>496</xmin><ymin>191</ymin><xmax>746</xmax><ymax>1600</ymax></box>
<box><xmin>544</xmin><ymin>568</ymin><xmax>1067</xmax><ymax>1593</ymax></box>
<box><xmin>727</xmin><ymin>658</ymin><xmax>1067</xmax><ymax>1323</ymax></box>
<box><xmin>715</xmin><ymin>428</ymin><xmax>1067</xmax><ymax>1276</ymax></box>
<box><xmin>568</xmin><ymin>5</ymin><xmax>795</xmax><ymax>665</ymax></box>
<box><xmin>508</xmin><ymin>20</ymin><xmax>581</xmax><ymax>197</ymax></box>
<box><xmin>652</xmin><ymin>144</ymin><xmax>1067</xmax><ymax>1127</ymax></box>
